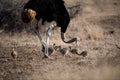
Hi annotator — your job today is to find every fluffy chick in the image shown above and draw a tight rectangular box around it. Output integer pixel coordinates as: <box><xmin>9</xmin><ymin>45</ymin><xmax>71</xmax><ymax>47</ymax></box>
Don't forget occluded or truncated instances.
<box><xmin>11</xmin><ymin>48</ymin><xmax>17</xmax><ymax>59</ymax></box>
<box><xmin>58</xmin><ymin>46</ymin><xmax>69</xmax><ymax>56</ymax></box>
<box><xmin>42</xmin><ymin>45</ymin><xmax>54</xmax><ymax>56</ymax></box>
<box><xmin>80</xmin><ymin>50</ymin><xmax>87</xmax><ymax>57</ymax></box>
<box><xmin>69</xmin><ymin>46</ymin><xmax>79</xmax><ymax>55</ymax></box>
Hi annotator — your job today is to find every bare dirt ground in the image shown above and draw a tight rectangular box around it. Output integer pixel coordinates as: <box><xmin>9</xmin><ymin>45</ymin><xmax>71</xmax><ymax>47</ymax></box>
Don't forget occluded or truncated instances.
<box><xmin>0</xmin><ymin>0</ymin><xmax>120</xmax><ymax>80</ymax></box>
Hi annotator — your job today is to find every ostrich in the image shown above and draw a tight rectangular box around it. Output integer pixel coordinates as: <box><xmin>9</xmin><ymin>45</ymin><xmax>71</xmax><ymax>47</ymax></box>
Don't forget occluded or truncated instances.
<box><xmin>21</xmin><ymin>0</ymin><xmax>79</xmax><ymax>58</ymax></box>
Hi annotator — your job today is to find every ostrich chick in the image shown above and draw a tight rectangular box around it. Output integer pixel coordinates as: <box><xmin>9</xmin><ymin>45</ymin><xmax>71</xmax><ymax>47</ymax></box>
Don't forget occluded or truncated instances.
<box><xmin>69</xmin><ymin>46</ymin><xmax>80</xmax><ymax>55</ymax></box>
<box><xmin>58</xmin><ymin>46</ymin><xmax>69</xmax><ymax>56</ymax></box>
<box><xmin>11</xmin><ymin>48</ymin><xmax>17</xmax><ymax>59</ymax></box>
<box><xmin>80</xmin><ymin>50</ymin><xmax>87</xmax><ymax>57</ymax></box>
<box><xmin>42</xmin><ymin>45</ymin><xmax>54</xmax><ymax>56</ymax></box>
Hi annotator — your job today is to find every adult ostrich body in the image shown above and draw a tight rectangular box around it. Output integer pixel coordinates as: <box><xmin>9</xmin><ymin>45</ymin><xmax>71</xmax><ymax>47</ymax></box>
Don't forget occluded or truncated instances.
<box><xmin>22</xmin><ymin>0</ymin><xmax>78</xmax><ymax>58</ymax></box>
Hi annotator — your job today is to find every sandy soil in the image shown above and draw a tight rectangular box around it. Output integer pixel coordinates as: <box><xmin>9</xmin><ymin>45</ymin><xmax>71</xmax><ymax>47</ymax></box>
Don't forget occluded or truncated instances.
<box><xmin>0</xmin><ymin>0</ymin><xmax>120</xmax><ymax>80</ymax></box>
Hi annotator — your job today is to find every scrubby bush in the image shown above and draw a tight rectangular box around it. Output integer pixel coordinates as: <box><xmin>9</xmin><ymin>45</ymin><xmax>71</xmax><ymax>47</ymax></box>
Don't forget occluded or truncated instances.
<box><xmin>0</xmin><ymin>0</ymin><xmax>28</xmax><ymax>33</ymax></box>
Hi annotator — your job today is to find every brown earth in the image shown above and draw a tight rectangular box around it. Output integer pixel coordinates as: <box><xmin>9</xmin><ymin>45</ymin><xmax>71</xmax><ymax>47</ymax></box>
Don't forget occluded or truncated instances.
<box><xmin>0</xmin><ymin>0</ymin><xmax>120</xmax><ymax>80</ymax></box>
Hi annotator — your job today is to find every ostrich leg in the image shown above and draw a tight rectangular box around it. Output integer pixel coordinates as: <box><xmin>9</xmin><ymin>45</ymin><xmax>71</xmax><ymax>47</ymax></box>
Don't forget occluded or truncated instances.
<box><xmin>31</xmin><ymin>21</ymin><xmax>55</xmax><ymax>58</ymax></box>
<box><xmin>61</xmin><ymin>32</ymin><xmax>80</xmax><ymax>44</ymax></box>
<box><xmin>30</xmin><ymin>23</ymin><xmax>47</xmax><ymax>58</ymax></box>
<box><xmin>35</xmin><ymin>28</ymin><xmax>46</xmax><ymax>47</ymax></box>
<box><xmin>45</xmin><ymin>24</ymin><xmax>55</xmax><ymax>58</ymax></box>
<box><xmin>30</xmin><ymin>23</ymin><xmax>46</xmax><ymax>48</ymax></box>
<box><xmin>35</xmin><ymin>28</ymin><xmax>52</xmax><ymax>58</ymax></box>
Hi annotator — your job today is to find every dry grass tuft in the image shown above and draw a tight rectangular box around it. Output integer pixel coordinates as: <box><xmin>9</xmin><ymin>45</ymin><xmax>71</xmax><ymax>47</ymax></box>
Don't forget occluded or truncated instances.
<box><xmin>85</xmin><ymin>24</ymin><xmax>104</xmax><ymax>40</ymax></box>
<box><xmin>68</xmin><ymin>15</ymin><xmax>104</xmax><ymax>41</ymax></box>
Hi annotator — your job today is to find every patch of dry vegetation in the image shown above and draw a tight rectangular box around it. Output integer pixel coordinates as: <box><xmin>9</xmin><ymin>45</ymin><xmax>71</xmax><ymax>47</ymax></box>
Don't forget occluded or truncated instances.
<box><xmin>0</xmin><ymin>0</ymin><xmax>120</xmax><ymax>80</ymax></box>
<box><xmin>67</xmin><ymin>15</ymin><xmax>104</xmax><ymax>41</ymax></box>
<box><xmin>85</xmin><ymin>24</ymin><xmax>104</xmax><ymax>40</ymax></box>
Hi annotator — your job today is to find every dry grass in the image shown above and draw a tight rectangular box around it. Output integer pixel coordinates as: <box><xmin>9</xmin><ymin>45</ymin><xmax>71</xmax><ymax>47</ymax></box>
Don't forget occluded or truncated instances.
<box><xmin>85</xmin><ymin>24</ymin><xmax>104</xmax><ymax>40</ymax></box>
<box><xmin>0</xmin><ymin>0</ymin><xmax>120</xmax><ymax>80</ymax></box>
<box><xmin>66</xmin><ymin>15</ymin><xmax>104</xmax><ymax>41</ymax></box>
